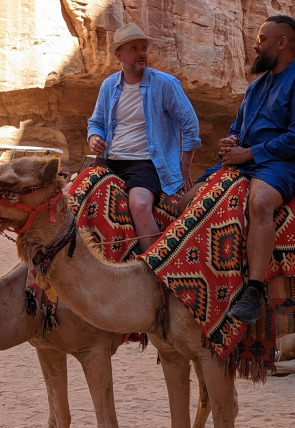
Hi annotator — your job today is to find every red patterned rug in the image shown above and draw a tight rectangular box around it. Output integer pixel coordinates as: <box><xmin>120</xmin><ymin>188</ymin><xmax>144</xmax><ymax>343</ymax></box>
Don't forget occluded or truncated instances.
<box><xmin>139</xmin><ymin>168</ymin><xmax>295</xmax><ymax>380</ymax></box>
<box><xmin>25</xmin><ymin>165</ymin><xmax>295</xmax><ymax>380</ymax></box>
<box><xmin>25</xmin><ymin>166</ymin><xmax>183</xmax><ymax>336</ymax></box>
<box><xmin>67</xmin><ymin>166</ymin><xmax>183</xmax><ymax>262</ymax></box>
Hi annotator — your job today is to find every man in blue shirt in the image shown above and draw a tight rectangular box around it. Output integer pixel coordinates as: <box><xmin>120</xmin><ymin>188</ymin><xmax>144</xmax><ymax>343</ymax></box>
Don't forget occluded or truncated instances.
<box><xmin>88</xmin><ymin>23</ymin><xmax>201</xmax><ymax>252</ymax></box>
<box><xmin>180</xmin><ymin>15</ymin><xmax>295</xmax><ymax>324</ymax></box>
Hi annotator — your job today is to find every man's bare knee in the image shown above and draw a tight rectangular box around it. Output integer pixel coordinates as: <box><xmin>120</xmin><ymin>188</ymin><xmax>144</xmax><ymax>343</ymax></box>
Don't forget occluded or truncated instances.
<box><xmin>249</xmin><ymin>179</ymin><xmax>283</xmax><ymax>218</ymax></box>
<box><xmin>129</xmin><ymin>199</ymin><xmax>153</xmax><ymax>220</ymax></box>
<box><xmin>128</xmin><ymin>187</ymin><xmax>155</xmax><ymax>219</ymax></box>
<box><xmin>249</xmin><ymin>198</ymin><xmax>271</xmax><ymax>221</ymax></box>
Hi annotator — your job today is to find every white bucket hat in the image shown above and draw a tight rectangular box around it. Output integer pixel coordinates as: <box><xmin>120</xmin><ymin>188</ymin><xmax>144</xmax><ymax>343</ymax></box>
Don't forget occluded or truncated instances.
<box><xmin>109</xmin><ymin>22</ymin><xmax>153</xmax><ymax>56</ymax></box>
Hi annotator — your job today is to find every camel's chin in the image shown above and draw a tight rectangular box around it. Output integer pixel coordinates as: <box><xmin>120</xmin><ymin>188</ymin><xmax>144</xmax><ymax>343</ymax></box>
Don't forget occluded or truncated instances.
<box><xmin>0</xmin><ymin>218</ymin><xmax>18</xmax><ymax>233</ymax></box>
<box><xmin>0</xmin><ymin>220</ymin><xmax>7</xmax><ymax>233</ymax></box>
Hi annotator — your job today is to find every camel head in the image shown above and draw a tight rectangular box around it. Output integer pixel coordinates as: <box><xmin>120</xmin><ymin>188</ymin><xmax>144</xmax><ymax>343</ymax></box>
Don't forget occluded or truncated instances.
<box><xmin>0</xmin><ymin>156</ymin><xmax>64</xmax><ymax>233</ymax></box>
<box><xmin>0</xmin><ymin>156</ymin><xmax>60</xmax><ymax>190</ymax></box>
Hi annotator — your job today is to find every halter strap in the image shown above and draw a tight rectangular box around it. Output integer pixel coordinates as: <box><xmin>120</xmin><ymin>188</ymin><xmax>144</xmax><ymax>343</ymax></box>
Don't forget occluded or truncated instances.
<box><xmin>33</xmin><ymin>216</ymin><xmax>77</xmax><ymax>275</ymax></box>
<box><xmin>0</xmin><ymin>189</ymin><xmax>63</xmax><ymax>234</ymax></box>
<box><xmin>0</xmin><ymin>182</ymin><xmax>52</xmax><ymax>197</ymax></box>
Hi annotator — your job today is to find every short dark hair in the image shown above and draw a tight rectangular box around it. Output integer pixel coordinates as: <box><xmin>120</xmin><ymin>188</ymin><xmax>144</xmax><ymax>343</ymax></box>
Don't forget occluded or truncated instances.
<box><xmin>266</xmin><ymin>15</ymin><xmax>295</xmax><ymax>34</ymax></box>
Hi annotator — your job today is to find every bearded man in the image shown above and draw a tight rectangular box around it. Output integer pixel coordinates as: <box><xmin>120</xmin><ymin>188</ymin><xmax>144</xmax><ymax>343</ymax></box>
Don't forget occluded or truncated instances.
<box><xmin>180</xmin><ymin>15</ymin><xmax>295</xmax><ymax>324</ymax></box>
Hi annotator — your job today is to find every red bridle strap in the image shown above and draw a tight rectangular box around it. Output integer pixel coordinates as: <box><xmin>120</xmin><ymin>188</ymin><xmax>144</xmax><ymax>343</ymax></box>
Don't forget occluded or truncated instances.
<box><xmin>0</xmin><ymin>189</ymin><xmax>63</xmax><ymax>235</ymax></box>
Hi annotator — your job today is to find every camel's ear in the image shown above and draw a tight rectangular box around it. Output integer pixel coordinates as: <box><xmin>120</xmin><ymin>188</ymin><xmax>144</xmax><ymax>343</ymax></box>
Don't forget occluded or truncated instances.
<box><xmin>42</xmin><ymin>157</ymin><xmax>60</xmax><ymax>183</ymax></box>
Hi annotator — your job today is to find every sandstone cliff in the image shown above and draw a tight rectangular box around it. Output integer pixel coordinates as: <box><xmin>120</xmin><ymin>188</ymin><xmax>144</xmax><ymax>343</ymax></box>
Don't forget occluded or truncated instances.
<box><xmin>0</xmin><ymin>0</ymin><xmax>294</xmax><ymax>177</ymax></box>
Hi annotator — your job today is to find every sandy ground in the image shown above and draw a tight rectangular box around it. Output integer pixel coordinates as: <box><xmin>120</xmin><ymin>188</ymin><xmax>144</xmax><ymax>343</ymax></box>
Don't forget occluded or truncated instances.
<box><xmin>0</xmin><ymin>234</ymin><xmax>295</xmax><ymax>428</ymax></box>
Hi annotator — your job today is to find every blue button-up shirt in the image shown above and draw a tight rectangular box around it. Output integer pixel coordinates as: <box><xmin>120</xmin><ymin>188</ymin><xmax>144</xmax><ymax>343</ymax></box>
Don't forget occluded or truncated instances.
<box><xmin>88</xmin><ymin>67</ymin><xmax>201</xmax><ymax>194</ymax></box>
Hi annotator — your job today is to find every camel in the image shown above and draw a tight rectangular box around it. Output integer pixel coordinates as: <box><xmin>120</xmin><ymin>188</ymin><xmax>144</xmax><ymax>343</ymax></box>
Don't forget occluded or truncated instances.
<box><xmin>274</xmin><ymin>333</ymin><xmax>295</xmax><ymax>375</ymax></box>
<box><xmin>0</xmin><ymin>213</ymin><xmax>216</xmax><ymax>426</ymax></box>
<box><xmin>0</xmin><ymin>156</ymin><xmax>238</xmax><ymax>428</ymax></box>
<box><xmin>276</xmin><ymin>333</ymin><xmax>295</xmax><ymax>361</ymax></box>
<box><xmin>0</xmin><ymin>261</ymin><xmax>123</xmax><ymax>427</ymax></box>
<box><xmin>0</xmin><ymin>243</ymin><xmax>216</xmax><ymax>428</ymax></box>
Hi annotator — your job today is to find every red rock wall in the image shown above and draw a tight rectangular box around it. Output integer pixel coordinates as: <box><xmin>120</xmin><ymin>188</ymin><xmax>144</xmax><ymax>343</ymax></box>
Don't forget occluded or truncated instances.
<box><xmin>1</xmin><ymin>0</ymin><xmax>294</xmax><ymax>178</ymax></box>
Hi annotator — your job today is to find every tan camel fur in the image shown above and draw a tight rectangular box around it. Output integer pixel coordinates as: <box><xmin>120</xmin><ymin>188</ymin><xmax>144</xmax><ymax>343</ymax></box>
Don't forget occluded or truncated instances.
<box><xmin>0</xmin><ymin>156</ymin><xmax>238</xmax><ymax>428</ymax></box>
<box><xmin>0</xmin><ymin>210</ymin><xmax>214</xmax><ymax>427</ymax></box>
<box><xmin>1</xmin><ymin>247</ymin><xmax>221</xmax><ymax>427</ymax></box>
<box><xmin>274</xmin><ymin>333</ymin><xmax>295</xmax><ymax>375</ymax></box>
<box><xmin>0</xmin><ymin>263</ymin><xmax>218</xmax><ymax>428</ymax></box>
<box><xmin>0</xmin><ymin>262</ymin><xmax>123</xmax><ymax>427</ymax></box>
<box><xmin>276</xmin><ymin>333</ymin><xmax>295</xmax><ymax>361</ymax></box>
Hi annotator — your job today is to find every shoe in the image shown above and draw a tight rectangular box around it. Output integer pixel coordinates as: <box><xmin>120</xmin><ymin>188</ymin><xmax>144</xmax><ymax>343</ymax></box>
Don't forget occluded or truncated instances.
<box><xmin>227</xmin><ymin>286</ymin><xmax>262</xmax><ymax>325</ymax></box>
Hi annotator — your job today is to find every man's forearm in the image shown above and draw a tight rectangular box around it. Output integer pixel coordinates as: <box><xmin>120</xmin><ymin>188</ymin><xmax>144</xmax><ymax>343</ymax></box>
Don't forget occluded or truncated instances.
<box><xmin>181</xmin><ymin>150</ymin><xmax>194</xmax><ymax>166</ymax></box>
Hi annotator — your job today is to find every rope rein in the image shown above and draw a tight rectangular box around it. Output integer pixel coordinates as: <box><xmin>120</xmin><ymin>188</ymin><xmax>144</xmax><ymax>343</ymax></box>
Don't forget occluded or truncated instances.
<box><xmin>0</xmin><ymin>180</ymin><xmax>163</xmax><ymax>245</ymax></box>
<box><xmin>0</xmin><ymin>225</ymin><xmax>162</xmax><ymax>246</ymax></box>
<box><xmin>0</xmin><ymin>230</ymin><xmax>17</xmax><ymax>243</ymax></box>
<box><xmin>94</xmin><ymin>231</ymin><xmax>163</xmax><ymax>247</ymax></box>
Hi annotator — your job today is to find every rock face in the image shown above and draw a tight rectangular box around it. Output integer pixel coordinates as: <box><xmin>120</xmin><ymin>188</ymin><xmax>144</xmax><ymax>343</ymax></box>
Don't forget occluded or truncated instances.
<box><xmin>0</xmin><ymin>0</ymin><xmax>294</xmax><ymax>178</ymax></box>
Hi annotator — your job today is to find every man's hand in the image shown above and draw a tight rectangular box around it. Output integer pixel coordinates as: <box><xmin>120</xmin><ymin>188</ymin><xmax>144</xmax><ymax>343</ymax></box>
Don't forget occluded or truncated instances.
<box><xmin>221</xmin><ymin>146</ymin><xmax>253</xmax><ymax>167</ymax></box>
<box><xmin>217</xmin><ymin>134</ymin><xmax>253</xmax><ymax>167</ymax></box>
<box><xmin>218</xmin><ymin>135</ymin><xmax>238</xmax><ymax>157</ymax></box>
<box><xmin>89</xmin><ymin>135</ymin><xmax>108</xmax><ymax>155</ymax></box>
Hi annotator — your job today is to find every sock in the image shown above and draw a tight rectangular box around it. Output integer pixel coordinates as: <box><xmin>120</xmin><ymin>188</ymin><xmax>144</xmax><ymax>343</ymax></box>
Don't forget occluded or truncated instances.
<box><xmin>247</xmin><ymin>279</ymin><xmax>264</xmax><ymax>295</ymax></box>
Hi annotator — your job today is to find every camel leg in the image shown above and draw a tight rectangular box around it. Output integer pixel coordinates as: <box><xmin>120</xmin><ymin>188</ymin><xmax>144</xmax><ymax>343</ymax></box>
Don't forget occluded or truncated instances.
<box><xmin>167</xmin><ymin>294</ymin><xmax>237</xmax><ymax>428</ymax></box>
<box><xmin>36</xmin><ymin>347</ymin><xmax>71</xmax><ymax>428</ymax></box>
<box><xmin>169</xmin><ymin>296</ymin><xmax>237</xmax><ymax>427</ymax></box>
<box><xmin>196</xmin><ymin>354</ymin><xmax>237</xmax><ymax>428</ymax></box>
<box><xmin>75</xmin><ymin>347</ymin><xmax>119</xmax><ymax>428</ymax></box>
<box><xmin>149</xmin><ymin>335</ymin><xmax>191</xmax><ymax>428</ymax></box>
<box><xmin>191</xmin><ymin>359</ymin><xmax>211</xmax><ymax>428</ymax></box>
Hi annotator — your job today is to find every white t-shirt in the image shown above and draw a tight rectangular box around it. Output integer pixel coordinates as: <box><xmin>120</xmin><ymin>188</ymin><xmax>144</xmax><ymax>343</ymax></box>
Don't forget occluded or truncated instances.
<box><xmin>108</xmin><ymin>81</ymin><xmax>150</xmax><ymax>160</ymax></box>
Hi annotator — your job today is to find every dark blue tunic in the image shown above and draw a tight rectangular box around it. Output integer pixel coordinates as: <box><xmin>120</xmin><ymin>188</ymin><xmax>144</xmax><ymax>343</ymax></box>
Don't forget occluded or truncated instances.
<box><xmin>198</xmin><ymin>60</ymin><xmax>295</xmax><ymax>203</ymax></box>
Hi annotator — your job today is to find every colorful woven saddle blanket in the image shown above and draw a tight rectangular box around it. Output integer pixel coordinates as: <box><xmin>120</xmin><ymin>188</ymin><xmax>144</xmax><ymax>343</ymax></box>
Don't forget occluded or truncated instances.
<box><xmin>139</xmin><ymin>168</ymin><xmax>295</xmax><ymax>379</ymax></box>
<box><xmin>67</xmin><ymin>166</ymin><xmax>183</xmax><ymax>261</ymax></box>
<box><xmin>25</xmin><ymin>166</ymin><xmax>183</xmax><ymax>333</ymax></box>
<box><xmin>25</xmin><ymin>165</ymin><xmax>295</xmax><ymax>379</ymax></box>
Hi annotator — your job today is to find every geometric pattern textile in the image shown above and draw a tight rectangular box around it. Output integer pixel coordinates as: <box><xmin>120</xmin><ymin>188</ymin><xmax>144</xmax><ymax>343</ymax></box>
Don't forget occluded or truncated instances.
<box><xmin>26</xmin><ymin>166</ymin><xmax>295</xmax><ymax>380</ymax></box>
<box><xmin>139</xmin><ymin>168</ymin><xmax>295</xmax><ymax>379</ymax></box>
<box><xmin>25</xmin><ymin>165</ymin><xmax>183</xmax><ymax>332</ymax></box>
<box><xmin>67</xmin><ymin>166</ymin><xmax>184</xmax><ymax>262</ymax></box>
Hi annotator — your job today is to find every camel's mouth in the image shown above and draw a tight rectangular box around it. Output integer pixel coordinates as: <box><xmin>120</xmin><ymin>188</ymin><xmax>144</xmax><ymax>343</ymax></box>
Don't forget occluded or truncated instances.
<box><xmin>0</xmin><ymin>217</ymin><xmax>10</xmax><ymax>233</ymax></box>
<box><xmin>0</xmin><ymin>192</ymin><xmax>21</xmax><ymax>232</ymax></box>
<box><xmin>0</xmin><ymin>200</ymin><xmax>25</xmax><ymax>233</ymax></box>
<box><xmin>0</xmin><ymin>214</ymin><xmax>26</xmax><ymax>236</ymax></box>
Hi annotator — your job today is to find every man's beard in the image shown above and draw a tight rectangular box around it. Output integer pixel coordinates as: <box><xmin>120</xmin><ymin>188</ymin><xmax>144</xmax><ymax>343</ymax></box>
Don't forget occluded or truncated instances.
<box><xmin>251</xmin><ymin>51</ymin><xmax>278</xmax><ymax>74</ymax></box>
